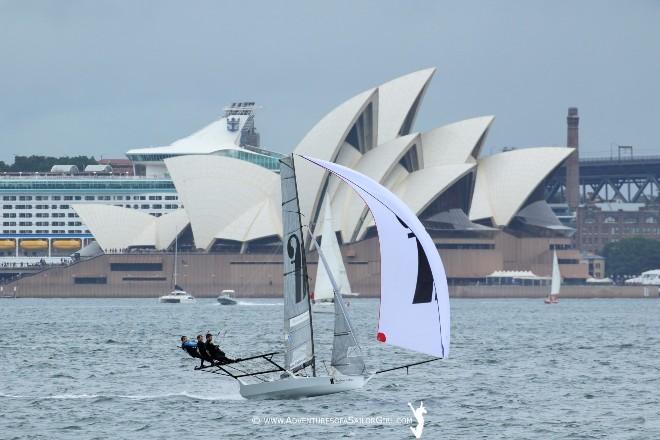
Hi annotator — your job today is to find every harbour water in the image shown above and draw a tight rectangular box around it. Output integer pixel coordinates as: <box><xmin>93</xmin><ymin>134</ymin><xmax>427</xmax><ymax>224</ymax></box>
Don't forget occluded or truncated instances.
<box><xmin>1</xmin><ymin>298</ymin><xmax>659</xmax><ymax>439</ymax></box>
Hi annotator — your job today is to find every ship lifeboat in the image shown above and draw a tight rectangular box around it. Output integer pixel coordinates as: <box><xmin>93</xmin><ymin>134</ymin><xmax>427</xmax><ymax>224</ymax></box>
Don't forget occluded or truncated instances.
<box><xmin>0</xmin><ymin>239</ymin><xmax>15</xmax><ymax>250</ymax></box>
<box><xmin>53</xmin><ymin>239</ymin><xmax>81</xmax><ymax>251</ymax></box>
<box><xmin>20</xmin><ymin>239</ymin><xmax>48</xmax><ymax>251</ymax></box>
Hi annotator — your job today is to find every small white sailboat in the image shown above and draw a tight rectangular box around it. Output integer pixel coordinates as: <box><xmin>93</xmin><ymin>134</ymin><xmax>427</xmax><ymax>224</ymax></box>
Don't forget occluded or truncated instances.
<box><xmin>544</xmin><ymin>251</ymin><xmax>561</xmax><ymax>304</ymax></box>
<box><xmin>217</xmin><ymin>289</ymin><xmax>238</xmax><ymax>305</ymax></box>
<box><xmin>312</xmin><ymin>201</ymin><xmax>358</xmax><ymax>313</ymax></box>
<box><xmin>186</xmin><ymin>155</ymin><xmax>450</xmax><ymax>400</ymax></box>
<box><xmin>159</xmin><ymin>234</ymin><xmax>194</xmax><ymax>304</ymax></box>
<box><xmin>0</xmin><ymin>285</ymin><xmax>17</xmax><ymax>299</ymax></box>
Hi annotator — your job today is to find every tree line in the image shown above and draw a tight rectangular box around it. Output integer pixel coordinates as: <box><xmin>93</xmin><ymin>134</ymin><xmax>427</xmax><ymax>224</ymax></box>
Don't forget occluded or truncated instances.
<box><xmin>603</xmin><ymin>237</ymin><xmax>660</xmax><ymax>277</ymax></box>
<box><xmin>0</xmin><ymin>155</ymin><xmax>98</xmax><ymax>173</ymax></box>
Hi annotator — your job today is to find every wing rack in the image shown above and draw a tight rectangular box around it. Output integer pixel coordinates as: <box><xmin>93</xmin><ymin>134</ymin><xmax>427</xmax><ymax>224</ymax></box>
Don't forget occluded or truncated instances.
<box><xmin>194</xmin><ymin>352</ymin><xmax>286</xmax><ymax>382</ymax></box>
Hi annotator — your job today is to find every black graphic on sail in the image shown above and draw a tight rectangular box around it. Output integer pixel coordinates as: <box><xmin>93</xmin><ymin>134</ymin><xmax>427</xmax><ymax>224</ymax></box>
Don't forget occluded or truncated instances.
<box><xmin>287</xmin><ymin>234</ymin><xmax>304</xmax><ymax>303</ymax></box>
<box><xmin>397</xmin><ymin>215</ymin><xmax>433</xmax><ymax>304</ymax></box>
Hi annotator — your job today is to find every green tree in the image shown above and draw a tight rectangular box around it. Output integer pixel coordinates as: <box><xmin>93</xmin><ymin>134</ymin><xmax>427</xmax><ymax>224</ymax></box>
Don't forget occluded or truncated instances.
<box><xmin>4</xmin><ymin>155</ymin><xmax>97</xmax><ymax>172</ymax></box>
<box><xmin>602</xmin><ymin>237</ymin><xmax>660</xmax><ymax>277</ymax></box>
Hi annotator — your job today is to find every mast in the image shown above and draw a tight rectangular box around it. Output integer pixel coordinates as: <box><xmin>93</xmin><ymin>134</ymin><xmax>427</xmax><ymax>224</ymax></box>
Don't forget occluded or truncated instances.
<box><xmin>173</xmin><ymin>233</ymin><xmax>178</xmax><ymax>289</ymax></box>
<box><xmin>279</xmin><ymin>155</ymin><xmax>316</xmax><ymax>376</ymax></box>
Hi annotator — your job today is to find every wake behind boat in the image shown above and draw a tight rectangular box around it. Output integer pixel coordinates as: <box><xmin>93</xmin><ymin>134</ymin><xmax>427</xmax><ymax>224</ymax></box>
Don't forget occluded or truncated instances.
<box><xmin>179</xmin><ymin>154</ymin><xmax>451</xmax><ymax>399</ymax></box>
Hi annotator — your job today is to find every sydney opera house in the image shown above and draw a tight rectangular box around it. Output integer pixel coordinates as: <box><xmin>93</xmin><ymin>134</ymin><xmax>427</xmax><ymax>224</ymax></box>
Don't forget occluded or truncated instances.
<box><xmin>6</xmin><ymin>68</ymin><xmax>590</xmax><ymax>297</ymax></box>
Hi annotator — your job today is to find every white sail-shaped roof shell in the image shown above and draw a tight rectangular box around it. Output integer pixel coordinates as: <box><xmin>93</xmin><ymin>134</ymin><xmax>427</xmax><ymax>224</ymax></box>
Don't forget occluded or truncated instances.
<box><xmin>469</xmin><ymin>147</ymin><xmax>575</xmax><ymax>226</ymax></box>
<box><xmin>421</xmin><ymin>116</ymin><xmax>494</xmax><ymax>166</ymax></box>
<box><xmin>329</xmin><ymin>133</ymin><xmax>420</xmax><ymax>241</ymax></box>
<box><xmin>294</xmin><ymin>88</ymin><xmax>378</xmax><ymax>224</ymax></box>
<box><xmin>377</xmin><ymin>68</ymin><xmax>435</xmax><ymax>143</ymax></box>
<box><xmin>357</xmin><ymin>163</ymin><xmax>476</xmax><ymax>239</ymax></box>
<box><xmin>75</xmin><ymin>67</ymin><xmax>578</xmax><ymax>252</ymax></box>
<box><xmin>72</xmin><ymin>205</ymin><xmax>189</xmax><ymax>251</ymax></box>
<box><xmin>165</xmin><ymin>155</ymin><xmax>281</xmax><ymax>250</ymax></box>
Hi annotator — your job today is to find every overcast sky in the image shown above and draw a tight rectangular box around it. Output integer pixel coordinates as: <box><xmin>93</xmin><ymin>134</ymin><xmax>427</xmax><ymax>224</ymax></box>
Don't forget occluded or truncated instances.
<box><xmin>0</xmin><ymin>1</ymin><xmax>658</xmax><ymax>163</ymax></box>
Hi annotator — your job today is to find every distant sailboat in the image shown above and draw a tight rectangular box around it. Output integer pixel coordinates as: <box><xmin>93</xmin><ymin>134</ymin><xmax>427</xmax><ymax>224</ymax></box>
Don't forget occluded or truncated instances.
<box><xmin>544</xmin><ymin>251</ymin><xmax>561</xmax><ymax>304</ymax></box>
<box><xmin>159</xmin><ymin>233</ymin><xmax>195</xmax><ymax>304</ymax></box>
<box><xmin>0</xmin><ymin>285</ymin><xmax>17</xmax><ymax>299</ymax></box>
<box><xmin>312</xmin><ymin>202</ymin><xmax>358</xmax><ymax>310</ymax></box>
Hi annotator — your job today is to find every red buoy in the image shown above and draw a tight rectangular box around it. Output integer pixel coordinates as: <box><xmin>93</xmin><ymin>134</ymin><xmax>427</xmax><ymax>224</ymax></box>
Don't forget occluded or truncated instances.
<box><xmin>376</xmin><ymin>332</ymin><xmax>386</xmax><ymax>342</ymax></box>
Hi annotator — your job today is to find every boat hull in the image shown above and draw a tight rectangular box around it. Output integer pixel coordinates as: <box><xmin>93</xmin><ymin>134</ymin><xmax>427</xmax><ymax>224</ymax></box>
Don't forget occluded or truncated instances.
<box><xmin>239</xmin><ymin>375</ymin><xmax>365</xmax><ymax>400</ymax></box>
<box><xmin>159</xmin><ymin>296</ymin><xmax>195</xmax><ymax>303</ymax></box>
<box><xmin>217</xmin><ymin>296</ymin><xmax>237</xmax><ymax>305</ymax></box>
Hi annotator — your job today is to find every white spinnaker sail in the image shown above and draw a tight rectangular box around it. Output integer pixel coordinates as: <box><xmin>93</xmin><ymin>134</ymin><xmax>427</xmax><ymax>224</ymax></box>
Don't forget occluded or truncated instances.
<box><xmin>301</xmin><ymin>156</ymin><xmax>450</xmax><ymax>358</ymax></box>
<box><xmin>314</xmin><ymin>202</ymin><xmax>352</xmax><ymax>301</ymax></box>
<box><xmin>551</xmin><ymin>250</ymin><xmax>561</xmax><ymax>295</ymax></box>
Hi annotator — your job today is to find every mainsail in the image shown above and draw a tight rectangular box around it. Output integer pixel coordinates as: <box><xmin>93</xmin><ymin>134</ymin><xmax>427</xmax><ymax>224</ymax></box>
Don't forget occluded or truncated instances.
<box><xmin>550</xmin><ymin>250</ymin><xmax>561</xmax><ymax>296</ymax></box>
<box><xmin>313</xmin><ymin>201</ymin><xmax>352</xmax><ymax>302</ymax></box>
<box><xmin>280</xmin><ymin>156</ymin><xmax>315</xmax><ymax>374</ymax></box>
<box><xmin>301</xmin><ymin>156</ymin><xmax>451</xmax><ymax>358</ymax></box>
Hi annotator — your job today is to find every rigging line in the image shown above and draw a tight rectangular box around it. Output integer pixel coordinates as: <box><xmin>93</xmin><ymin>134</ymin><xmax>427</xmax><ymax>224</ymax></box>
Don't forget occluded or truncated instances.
<box><xmin>278</xmin><ymin>160</ymin><xmax>294</xmax><ymax>171</ymax></box>
<box><xmin>282</xmin><ymin>268</ymin><xmax>304</xmax><ymax>276</ymax></box>
<box><xmin>433</xmin><ymin>283</ymin><xmax>445</xmax><ymax>356</ymax></box>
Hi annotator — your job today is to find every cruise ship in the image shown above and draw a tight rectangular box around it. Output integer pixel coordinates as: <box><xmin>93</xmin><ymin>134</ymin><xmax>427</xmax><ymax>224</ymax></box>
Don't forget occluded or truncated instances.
<box><xmin>0</xmin><ymin>102</ymin><xmax>279</xmax><ymax>270</ymax></box>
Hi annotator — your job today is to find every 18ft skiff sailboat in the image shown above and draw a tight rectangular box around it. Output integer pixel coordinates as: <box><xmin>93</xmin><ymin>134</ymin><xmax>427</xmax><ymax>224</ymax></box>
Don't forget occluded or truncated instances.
<box><xmin>189</xmin><ymin>155</ymin><xmax>450</xmax><ymax>399</ymax></box>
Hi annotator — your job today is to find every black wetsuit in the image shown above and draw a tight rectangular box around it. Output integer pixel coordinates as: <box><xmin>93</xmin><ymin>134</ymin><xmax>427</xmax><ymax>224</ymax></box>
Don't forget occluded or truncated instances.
<box><xmin>206</xmin><ymin>342</ymin><xmax>233</xmax><ymax>365</ymax></box>
<box><xmin>196</xmin><ymin>340</ymin><xmax>214</xmax><ymax>366</ymax></box>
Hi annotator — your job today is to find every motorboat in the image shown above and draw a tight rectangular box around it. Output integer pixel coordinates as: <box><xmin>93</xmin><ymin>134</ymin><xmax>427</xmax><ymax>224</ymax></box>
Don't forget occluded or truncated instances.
<box><xmin>217</xmin><ymin>289</ymin><xmax>238</xmax><ymax>305</ymax></box>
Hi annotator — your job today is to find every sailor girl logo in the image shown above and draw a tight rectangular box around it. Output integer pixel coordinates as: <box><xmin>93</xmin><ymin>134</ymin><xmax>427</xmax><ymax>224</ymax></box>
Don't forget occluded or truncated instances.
<box><xmin>408</xmin><ymin>401</ymin><xmax>427</xmax><ymax>439</ymax></box>
<box><xmin>287</xmin><ymin>234</ymin><xmax>304</xmax><ymax>302</ymax></box>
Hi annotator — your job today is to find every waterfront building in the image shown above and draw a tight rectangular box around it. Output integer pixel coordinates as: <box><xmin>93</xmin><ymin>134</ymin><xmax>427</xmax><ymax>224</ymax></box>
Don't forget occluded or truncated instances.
<box><xmin>17</xmin><ymin>67</ymin><xmax>589</xmax><ymax>300</ymax></box>
<box><xmin>576</xmin><ymin>202</ymin><xmax>660</xmax><ymax>254</ymax></box>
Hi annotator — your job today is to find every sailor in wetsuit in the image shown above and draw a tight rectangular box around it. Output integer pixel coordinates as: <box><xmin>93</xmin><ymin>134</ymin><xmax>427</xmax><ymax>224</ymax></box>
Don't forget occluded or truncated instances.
<box><xmin>205</xmin><ymin>333</ymin><xmax>235</xmax><ymax>365</ymax></box>
<box><xmin>180</xmin><ymin>336</ymin><xmax>199</xmax><ymax>359</ymax></box>
<box><xmin>196</xmin><ymin>334</ymin><xmax>214</xmax><ymax>368</ymax></box>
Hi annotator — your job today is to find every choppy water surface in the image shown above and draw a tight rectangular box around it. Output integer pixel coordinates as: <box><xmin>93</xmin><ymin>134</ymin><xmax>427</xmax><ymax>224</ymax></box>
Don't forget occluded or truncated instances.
<box><xmin>1</xmin><ymin>298</ymin><xmax>659</xmax><ymax>439</ymax></box>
